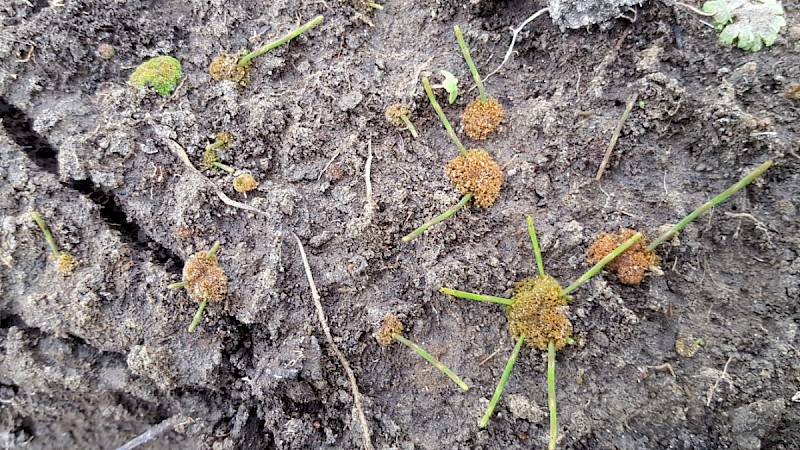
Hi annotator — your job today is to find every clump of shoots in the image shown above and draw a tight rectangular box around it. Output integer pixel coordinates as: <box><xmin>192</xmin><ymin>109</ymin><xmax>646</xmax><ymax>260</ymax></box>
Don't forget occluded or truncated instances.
<box><xmin>440</xmin><ymin>216</ymin><xmax>642</xmax><ymax>442</ymax></box>
<box><xmin>30</xmin><ymin>211</ymin><xmax>77</xmax><ymax>276</ymax></box>
<box><xmin>202</xmin><ymin>132</ymin><xmax>235</xmax><ymax>172</ymax></box>
<box><xmin>129</xmin><ymin>55</ymin><xmax>182</xmax><ymax>96</ymax></box>
<box><xmin>454</xmin><ymin>25</ymin><xmax>504</xmax><ymax>140</ymax></box>
<box><xmin>401</xmin><ymin>77</ymin><xmax>503</xmax><ymax>242</ymax></box>
<box><xmin>375</xmin><ymin>315</ymin><xmax>469</xmax><ymax>391</ymax></box>
<box><xmin>168</xmin><ymin>241</ymin><xmax>228</xmax><ymax>332</ymax></box>
<box><xmin>385</xmin><ymin>103</ymin><xmax>418</xmax><ymax>138</ymax></box>
<box><xmin>588</xmin><ymin>160</ymin><xmax>772</xmax><ymax>285</ymax></box>
<box><xmin>209</xmin><ymin>15</ymin><xmax>324</xmax><ymax>86</ymax></box>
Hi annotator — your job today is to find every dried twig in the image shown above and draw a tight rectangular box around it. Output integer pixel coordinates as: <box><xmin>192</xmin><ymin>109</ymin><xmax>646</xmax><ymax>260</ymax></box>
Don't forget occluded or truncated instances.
<box><xmin>317</xmin><ymin>149</ymin><xmax>341</xmax><ymax>180</ymax></box>
<box><xmin>484</xmin><ymin>7</ymin><xmax>550</xmax><ymax>83</ymax></box>
<box><xmin>595</xmin><ymin>93</ymin><xmax>638</xmax><ymax>181</ymax></box>
<box><xmin>292</xmin><ymin>233</ymin><xmax>373</xmax><ymax>450</ymax></box>
<box><xmin>706</xmin><ymin>356</ymin><xmax>734</xmax><ymax>406</ymax></box>
<box><xmin>364</xmin><ymin>141</ymin><xmax>373</xmax><ymax>200</ymax></box>
<box><xmin>115</xmin><ymin>415</ymin><xmax>192</xmax><ymax>450</ymax></box>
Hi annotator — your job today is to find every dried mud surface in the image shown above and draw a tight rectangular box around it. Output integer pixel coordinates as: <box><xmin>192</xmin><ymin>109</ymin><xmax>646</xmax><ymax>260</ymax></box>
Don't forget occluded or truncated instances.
<box><xmin>1</xmin><ymin>0</ymin><xmax>798</xmax><ymax>449</ymax></box>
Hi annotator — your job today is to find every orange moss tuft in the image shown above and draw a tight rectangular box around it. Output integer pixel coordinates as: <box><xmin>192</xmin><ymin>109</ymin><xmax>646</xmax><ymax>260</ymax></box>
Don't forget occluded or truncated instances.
<box><xmin>209</xmin><ymin>53</ymin><xmax>250</xmax><ymax>86</ymax></box>
<box><xmin>385</xmin><ymin>103</ymin><xmax>410</xmax><ymax>126</ymax></box>
<box><xmin>233</xmin><ymin>173</ymin><xmax>258</xmax><ymax>193</ymax></box>
<box><xmin>56</xmin><ymin>252</ymin><xmax>77</xmax><ymax>276</ymax></box>
<box><xmin>461</xmin><ymin>97</ymin><xmax>504</xmax><ymax>140</ymax></box>
<box><xmin>375</xmin><ymin>314</ymin><xmax>403</xmax><ymax>346</ymax></box>
<box><xmin>506</xmin><ymin>275</ymin><xmax>572</xmax><ymax>351</ymax></box>
<box><xmin>183</xmin><ymin>251</ymin><xmax>228</xmax><ymax>303</ymax></box>
<box><xmin>445</xmin><ymin>148</ymin><xmax>503</xmax><ymax>207</ymax></box>
<box><xmin>587</xmin><ymin>228</ymin><xmax>660</xmax><ymax>285</ymax></box>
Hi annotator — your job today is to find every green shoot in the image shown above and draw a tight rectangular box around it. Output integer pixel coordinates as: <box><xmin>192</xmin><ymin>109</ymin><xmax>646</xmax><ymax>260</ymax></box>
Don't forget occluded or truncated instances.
<box><xmin>402</xmin><ymin>193</ymin><xmax>473</xmax><ymax>242</ymax></box>
<box><xmin>386</xmin><ymin>104</ymin><xmax>418</xmax><ymax>138</ymax></box>
<box><xmin>454</xmin><ymin>25</ymin><xmax>487</xmax><ymax>102</ymax></box>
<box><xmin>560</xmin><ymin>232</ymin><xmax>643</xmax><ymax>296</ymax></box>
<box><xmin>548</xmin><ymin>341</ymin><xmax>558</xmax><ymax>450</ymax></box>
<box><xmin>391</xmin><ymin>333</ymin><xmax>469</xmax><ymax>391</ymax></box>
<box><xmin>188</xmin><ymin>300</ymin><xmax>208</xmax><ymax>333</ymax></box>
<box><xmin>441</xmin><ymin>70</ymin><xmax>459</xmax><ymax>104</ymax></box>
<box><xmin>480</xmin><ymin>334</ymin><xmax>525</xmax><ymax>428</ymax></box>
<box><xmin>422</xmin><ymin>76</ymin><xmax>467</xmax><ymax>156</ymax></box>
<box><xmin>366</xmin><ymin>2</ymin><xmax>383</xmax><ymax>10</ymax></box>
<box><xmin>527</xmin><ymin>216</ymin><xmax>545</xmax><ymax>277</ymax></box>
<box><xmin>646</xmin><ymin>160</ymin><xmax>773</xmax><ymax>251</ymax></box>
<box><xmin>168</xmin><ymin>281</ymin><xmax>188</xmax><ymax>289</ymax></box>
<box><xmin>239</xmin><ymin>15</ymin><xmax>324</xmax><ymax>67</ymax></box>
<box><xmin>438</xmin><ymin>287</ymin><xmax>513</xmax><ymax>306</ymax></box>
<box><xmin>400</xmin><ymin>115</ymin><xmax>419</xmax><ymax>138</ymax></box>
<box><xmin>31</xmin><ymin>211</ymin><xmax>60</xmax><ymax>257</ymax></box>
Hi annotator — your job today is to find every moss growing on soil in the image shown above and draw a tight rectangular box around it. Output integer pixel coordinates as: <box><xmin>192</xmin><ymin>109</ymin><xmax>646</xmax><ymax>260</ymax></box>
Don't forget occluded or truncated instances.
<box><xmin>375</xmin><ymin>314</ymin><xmax>403</xmax><ymax>346</ymax></box>
<box><xmin>233</xmin><ymin>173</ymin><xmax>258</xmax><ymax>193</ymax></box>
<box><xmin>182</xmin><ymin>250</ymin><xmax>228</xmax><ymax>303</ymax></box>
<box><xmin>587</xmin><ymin>228</ymin><xmax>659</xmax><ymax>285</ymax></box>
<box><xmin>461</xmin><ymin>97</ymin><xmax>504</xmax><ymax>141</ymax></box>
<box><xmin>506</xmin><ymin>275</ymin><xmax>572</xmax><ymax>351</ymax></box>
<box><xmin>209</xmin><ymin>53</ymin><xmax>251</xmax><ymax>86</ymax></box>
<box><xmin>129</xmin><ymin>55</ymin><xmax>182</xmax><ymax>96</ymax></box>
<box><xmin>445</xmin><ymin>148</ymin><xmax>503</xmax><ymax>207</ymax></box>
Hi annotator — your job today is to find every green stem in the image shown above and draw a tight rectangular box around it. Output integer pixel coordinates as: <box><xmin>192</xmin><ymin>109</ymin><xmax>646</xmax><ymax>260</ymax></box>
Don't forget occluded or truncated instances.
<box><xmin>206</xmin><ymin>240</ymin><xmax>221</xmax><ymax>258</ymax></box>
<box><xmin>560</xmin><ymin>232</ymin><xmax>643</xmax><ymax>297</ymax></box>
<box><xmin>392</xmin><ymin>333</ymin><xmax>469</xmax><ymax>391</ymax></box>
<box><xmin>205</xmin><ymin>140</ymin><xmax>226</xmax><ymax>152</ymax></box>
<box><xmin>367</xmin><ymin>2</ymin><xmax>383</xmax><ymax>9</ymax></box>
<box><xmin>167</xmin><ymin>281</ymin><xmax>188</xmax><ymax>289</ymax></box>
<box><xmin>646</xmin><ymin>160</ymin><xmax>773</xmax><ymax>251</ymax></box>
<box><xmin>439</xmin><ymin>287</ymin><xmax>513</xmax><ymax>306</ymax></box>
<box><xmin>454</xmin><ymin>25</ymin><xmax>487</xmax><ymax>102</ymax></box>
<box><xmin>212</xmin><ymin>162</ymin><xmax>236</xmax><ymax>173</ymax></box>
<box><xmin>31</xmin><ymin>211</ymin><xmax>60</xmax><ymax>257</ymax></box>
<box><xmin>239</xmin><ymin>15</ymin><xmax>324</xmax><ymax>67</ymax></box>
<box><xmin>422</xmin><ymin>76</ymin><xmax>467</xmax><ymax>156</ymax></box>
<box><xmin>188</xmin><ymin>299</ymin><xmax>208</xmax><ymax>333</ymax></box>
<box><xmin>548</xmin><ymin>341</ymin><xmax>558</xmax><ymax>450</ymax></box>
<box><xmin>480</xmin><ymin>334</ymin><xmax>525</xmax><ymax>428</ymax></box>
<box><xmin>400</xmin><ymin>114</ymin><xmax>418</xmax><ymax>138</ymax></box>
<box><xmin>527</xmin><ymin>216</ymin><xmax>545</xmax><ymax>277</ymax></box>
<box><xmin>402</xmin><ymin>193</ymin><xmax>472</xmax><ymax>242</ymax></box>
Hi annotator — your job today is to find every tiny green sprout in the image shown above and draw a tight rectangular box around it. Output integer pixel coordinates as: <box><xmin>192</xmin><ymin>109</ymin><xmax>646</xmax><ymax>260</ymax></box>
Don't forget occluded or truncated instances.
<box><xmin>440</xmin><ymin>70</ymin><xmax>459</xmax><ymax>104</ymax></box>
<box><xmin>701</xmin><ymin>0</ymin><xmax>786</xmax><ymax>51</ymax></box>
<box><xmin>30</xmin><ymin>211</ymin><xmax>77</xmax><ymax>276</ymax></box>
<box><xmin>588</xmin><ymin>160</ymin><xmax>773</xmax><ymax>285</ymax></box>
<box><xmin>376</xmin><ymin>314</ymin><xmax>469</xmax><ymax>391</ymax></box>
<box><xmin>454</xmin><ymin>25</ymin><xmax>504</xmax><ymax>140</ymax></box>
<box><xmin>168</xmin><ymin>241</ymin><xmax>227</xmax><ymax>332</ymax></box>
<box><xmin>201</xmin><ymin>132</ymin><xmax>236</xmax><ymax>173</ymax></box>
<box><xmin>440</xmin><ymin>216</ymin><xmax>642</xmax><ymax>441</ymax></box>
<box><xmin>129</xmin><ymin>55</ymin><xmax>183</xmax><ymax>96</ymax></box>
<box><xmin>385</xmin><ymin>103</ymin><xmax>418</xmax><ymax>138</ymax></box>
<box><xmin>209</xmin><ymin>15</ymin><xmax>324</xmax><ymax>86</ymax></box>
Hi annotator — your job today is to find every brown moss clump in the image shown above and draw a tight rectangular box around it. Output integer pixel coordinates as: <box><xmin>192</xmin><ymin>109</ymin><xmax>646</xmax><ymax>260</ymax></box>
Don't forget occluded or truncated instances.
<box><xmin>587</xmin><ymin>228</ymin><xmax>660</xmax><ymax>285</ymax></box>
<box><xmin>56</xmin><ymin>252</ymin><xmax>77</xmax><ymax>276</ymax></box>
<box><xmin>375</xmin><ymin>314</ymin><xmax>403</xmax><ymax>346</ymax></box>
<box><xmin>201</xmin><ymin>148</ymin><xmax>221</xmax><ymax>169</ymax></box>
<box><xmin>385</xmin><ymin>103</ymin><xmax>410</xmax><ymax>126</ymax></box>
<box><xmin>445</xmin><ymin>148</ymin><xmax>503</xmax><ymax>207</ymax></box>
<box><xmin>233</xmin><ymin>173</ymin><xmax>258</xmax><ymax>193</ymax></box>
<box><xmin>182</xmin><ymin>251</ymin><xmax>228</xmax><ymax>303</ymax></box>
<box><xmin>209</xmin><ymin>53</ymin><xmax>250</xmax><ymax>86</ymax></box>
<box><xmin>461</xmin><ymin>97</ymin><xmax>504</xmax><ymax>140</ymax></box>
<box><xmin>786</xmin><ymin>83</ymin><xmax>800</xmax><ymax>100</ymax></box>
<box><xmin>506</xmin><ymin>275</ymin><xmax>572</xmax><ymax>351</ymax></box>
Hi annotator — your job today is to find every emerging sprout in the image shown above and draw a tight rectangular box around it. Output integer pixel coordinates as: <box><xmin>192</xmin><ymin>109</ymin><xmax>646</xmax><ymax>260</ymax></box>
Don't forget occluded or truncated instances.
<box><xmin>375</xmin><ymin>314</ymin><xmax>469</xmax><ymax>391</ymax></box>
<box><xmin>454</xmin><ymin>25</ymin><xmax>505</xmax><ymax>140</ymax></box>
<box><xmin>129</xmin><ymin>55</ymin><xmax>182</xmax><ymax>96</ymax></box>
<box><xmin>30</xmin><ymin>211</ymin><xmax>77</xmax><ymax>276</ymax></box>
<box><xmin>445</xmin><ymin>148</ymin><xmax>503</xmax><ymax>207</ymax></box>
<box><xmin>210</xmin><ymin>15</ymin><xmax>324</xmax><ymax>86</ymax></box>
<box><xmin>233</xmin><ymin>173</ymin><xmax>258</xmax><ymax>193</ymax></box>
<box><xmin>202</xmin><ymin>132</ymin><xmax>236</xmax><ymax>173</ymax></box>
<box><xmin>168</xmin><ymin>241</ymin><xmax>227</xmax><ymax>332</ymax></box>
<box><xmin>587</xmin><ymin>228</ymin><xmax>659</xmax><ymax>285</ymax></box>
<box><xmin>385</xmin><ymin>103</ymin><xmax>418</xmax><ymax>138</ymax></box>
<box><xmin>357</xmin><ymin>0</ymin><xmax>384</xmax><ymax>11</ymax></box>
<box><xmin>440</xmin><ymin>70</ymin><xmax>459</xmax><ymax>104</ymax></box>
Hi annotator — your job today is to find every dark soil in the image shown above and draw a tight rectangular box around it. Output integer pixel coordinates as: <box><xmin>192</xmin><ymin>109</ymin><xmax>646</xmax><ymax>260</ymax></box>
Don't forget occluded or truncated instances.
<box><xmin>1</xmin><ymin>1</ymin><xmax>798</xmax><ymax>449</ymax></box>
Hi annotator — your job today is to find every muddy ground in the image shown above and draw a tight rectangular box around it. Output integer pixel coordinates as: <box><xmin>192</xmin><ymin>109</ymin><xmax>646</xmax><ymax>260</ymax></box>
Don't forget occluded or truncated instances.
<box><xmin>1</xmin><ymin>0</ymin><xmax>798</xmax><ymax>448</ymax></box>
